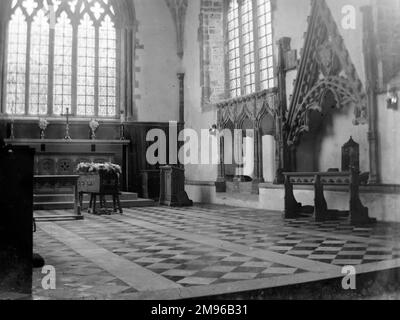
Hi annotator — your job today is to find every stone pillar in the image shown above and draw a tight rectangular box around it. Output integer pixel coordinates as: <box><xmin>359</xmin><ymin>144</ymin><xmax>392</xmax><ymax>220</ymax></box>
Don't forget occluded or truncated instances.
<box><xmin>177</xmin><ymin>73</ymin><xmax>185</xmax><ymax>124</ymax></box>
<box><xmin>121</xmin><ymin>26</ymin><xmax>136</xmax><ymax>121</ymax></box>
<box><xmin>361</xmin><ymin>6</ymin><xmax>380</xmax><ymax>184</ymax></box>
<box><xmin>215</xmin><ymin>124</ymin><xmax>226</xmax><ymax>193</ymax></box>
<box><xmin>252</xmin><ymin>123</ymin><xmax>264</xmax><ymax>194</ymax></box>
<box><xmin>233</xmin><ymin>123</ymin><xmax>244</xmax><ymax>182</ymax></box>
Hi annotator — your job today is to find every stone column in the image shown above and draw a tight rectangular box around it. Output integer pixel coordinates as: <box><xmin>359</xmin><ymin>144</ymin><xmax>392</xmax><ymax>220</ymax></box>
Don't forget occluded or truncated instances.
<box><xmin>361</xmin><ymin>6</ymin><xmax>380</xmax><ymax>184</ymax></box>
<box><xmin>177</xmin><ymin>73</ymin><xmax>185</xmax><ymax>124</ymax></box>
<box><xmin>215</xmin><ymin>125</ymin><xmax>227</xmax><ymax>192</ymax></box>
<box><xmin>233</xmin><ymin>123</ymin><xmax>244</xmax><ymax>183</ymax></box>
<box><xmin>252</xmin><ymin>123</ymin><xmax>264</xmax><ymax>194</ymax></box>
<box><xmin>121</xmin><ymin>26</ymin><xmax>136</xmax><ymax>121</ymax></box>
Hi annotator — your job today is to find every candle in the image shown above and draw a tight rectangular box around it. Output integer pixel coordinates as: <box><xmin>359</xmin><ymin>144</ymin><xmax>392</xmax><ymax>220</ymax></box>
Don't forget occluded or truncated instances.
<box><xmin>11</xmin><ymin>101</ymin><xmax>15</xmax><ymax>121</ymax></box>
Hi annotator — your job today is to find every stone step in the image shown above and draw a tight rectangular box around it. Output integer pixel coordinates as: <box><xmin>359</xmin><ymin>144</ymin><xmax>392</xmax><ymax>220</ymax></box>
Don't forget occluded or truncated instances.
<box><xmin>34</xmin><ymin>192</ymin><xmax>139</xmax><ymax>203</ymax></box>
<box><xmin>34</xmin><ymin>198</ymin><xmax>155</xmax><ymax>211</ymax></box>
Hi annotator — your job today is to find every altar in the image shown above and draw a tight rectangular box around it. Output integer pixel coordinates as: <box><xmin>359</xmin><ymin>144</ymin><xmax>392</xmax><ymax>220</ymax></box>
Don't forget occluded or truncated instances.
<box><xmin>4</xmin><ymin>139</ymin><xmax>130</xmax><ymax>193</ymax></box>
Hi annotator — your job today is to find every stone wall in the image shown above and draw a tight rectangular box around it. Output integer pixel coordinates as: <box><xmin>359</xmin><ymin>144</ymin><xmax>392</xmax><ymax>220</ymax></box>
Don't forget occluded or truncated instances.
<box><xmin>133</xmin><ymin>0</ymin><xmax>181</xmax><ymax>122</ymax></box>
<box><xmin>199</xmin><ymin>0</ymin><xmax>225</xmax><ymax>110</ymax></box>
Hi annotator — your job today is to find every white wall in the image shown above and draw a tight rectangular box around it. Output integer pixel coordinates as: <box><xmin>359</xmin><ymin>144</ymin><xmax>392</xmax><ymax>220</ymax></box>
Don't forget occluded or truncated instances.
<box><xmin>377</xmin><ymin>92</ymin><xmax>400</xmax><ymax>184</ymax></box>
<box><xmin>133</xmin><ymin>0</ymin><xmax>180</xmax><ymax>122</ymax></box>
<box><xmin>183</xmin><ymin>0</ymin><xmax>218</xmax><ymax>182</ymax></box>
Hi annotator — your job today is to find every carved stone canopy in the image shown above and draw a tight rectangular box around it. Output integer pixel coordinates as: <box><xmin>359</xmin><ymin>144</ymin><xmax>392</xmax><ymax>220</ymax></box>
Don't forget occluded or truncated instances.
<box><xmin>286</xmin><ymin>0</ymin><xmax>368</xmax><ymax>146</ymax></box>
<box><xmin>216</xmin><ymin>89</ymin><xmax>278</xmax><ymax>129</ymax></box>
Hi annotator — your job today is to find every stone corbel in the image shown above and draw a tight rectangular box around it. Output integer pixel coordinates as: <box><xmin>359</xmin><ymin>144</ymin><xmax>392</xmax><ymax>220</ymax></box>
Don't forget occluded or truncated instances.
<box><xmin>165</xmin><ymin>0</ymin><xmax>188</xmax><ymax>59</ymax></box>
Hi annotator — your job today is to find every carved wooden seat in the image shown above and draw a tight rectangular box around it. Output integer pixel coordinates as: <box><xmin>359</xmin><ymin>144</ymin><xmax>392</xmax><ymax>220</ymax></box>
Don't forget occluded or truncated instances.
<box><xmin>283</xmin><ymin>169</ymin><xmax>376</xmax><ymax>225</ymax></box>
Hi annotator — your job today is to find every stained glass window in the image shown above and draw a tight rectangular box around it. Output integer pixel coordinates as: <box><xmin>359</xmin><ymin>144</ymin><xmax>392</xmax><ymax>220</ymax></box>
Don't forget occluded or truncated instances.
<box><xmin>257</xmin><ymin>0</ymin><xmax>274</xmax><ymax>90</ymax></box>
<box><xmin>53</xmin><ymin>12</ymin><xmax>72</xmax><ymax>115</ymax></box>
<box><xmin>226</xmin><ymin>0</ymin><xmax>275</xmax><ymax>98</ymax></box>
<box><xmin>227</xmin><ymin>0</ymin><xmax>241</xmax><ymax>98</ymax></box>
<box><xmin>5</xmin><ymin>0</ymin><xmax>119</xmax><ymax>118</ymax></box>
<box><xmin>6</xmin><ymin>8</ymin><xmax>27</xmax><ymax>115</ymax></box>
<box><xmin>29</xmin><ymin>9</ymin><xmax>49</xmax><ymax>115</ymax></box>
<box><xmin>241</xmin><ymin>0</ymin><xmax>255</xmax><ymax>95</ymax></box>
<box><xmin>98</xmin><ymin>15</ymin><xmax>116</xmax><ymax>117</ymax></box>
<box><xmin>77</xmin><ymin>14</ymin><xmax>95</xmax><ymax>116</ymax></box>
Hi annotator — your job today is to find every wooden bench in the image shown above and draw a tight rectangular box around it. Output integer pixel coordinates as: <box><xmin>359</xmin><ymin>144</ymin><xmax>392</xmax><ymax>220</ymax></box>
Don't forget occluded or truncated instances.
<box><xmin>283</xmin><ymin>169</ymin><xmax>376</xmax><ymax>225</ymax></box>
<box><xmin>34</xmin><ymin>175</ymin><xmax>82</xmax><ymax>220</ymax></box>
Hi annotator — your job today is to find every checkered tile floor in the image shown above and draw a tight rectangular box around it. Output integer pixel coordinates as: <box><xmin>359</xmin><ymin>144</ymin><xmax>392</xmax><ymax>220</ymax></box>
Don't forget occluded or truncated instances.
<box><xmin>33</xmin><ymin>204</ymin><xmax>400</xmax><ymax>299</ymax></box>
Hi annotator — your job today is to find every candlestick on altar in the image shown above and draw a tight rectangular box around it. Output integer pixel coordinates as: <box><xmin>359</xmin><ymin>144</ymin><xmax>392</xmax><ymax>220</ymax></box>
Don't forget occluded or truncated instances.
<box><xmin>10</xmin><ymin>101</ymin><xmax>16</xmax><ymax>140</ymax></box>
<box><xmin>62</xmin><ymin>107</ymin><xmax>72</xmax><ymax>140</ymax></box>
<box><xmin>120</xmin><ymin>110</ymin><xmax>125</xmax><ymax>140</ymax></box>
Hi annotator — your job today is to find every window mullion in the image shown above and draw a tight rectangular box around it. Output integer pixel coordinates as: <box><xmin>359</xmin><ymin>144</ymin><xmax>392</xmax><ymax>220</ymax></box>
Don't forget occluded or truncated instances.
<box><xmin>252</xmin><ymin>0</ymin><xmax>261</xmax><ymax>92</ymax></box>
<box><xmin>237</xmin><ymin>0</ymin><xmax>245</xmax><ymax>97</ymax></box>
<box><xmin>25</xmin><ymin>18</ymin><xmax>32</xmax><ymax>115</ymax></box>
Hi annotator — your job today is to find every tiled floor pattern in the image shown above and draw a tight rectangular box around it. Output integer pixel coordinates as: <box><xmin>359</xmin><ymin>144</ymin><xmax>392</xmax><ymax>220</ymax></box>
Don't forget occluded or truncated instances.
<box><xmin>33</xmin><ymin>230</ymin><xmax>137</xmax><ymax>300</ymax></box>
<box><xmin>33</xmin><ymin>205</ymin><xmax>400</xmax><ymax>299</ymax></box>
<box><xmin>117</xmin><ymin>206</ymin><xmax>400</xmax><ymax>266</ymax></box>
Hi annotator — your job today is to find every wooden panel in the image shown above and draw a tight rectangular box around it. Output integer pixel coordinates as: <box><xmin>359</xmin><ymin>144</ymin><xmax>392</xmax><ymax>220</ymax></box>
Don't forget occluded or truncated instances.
<box><xmin>0</xmin><ymin>145</ymin><xmax>34</xmax><ymax>295</ymax></box>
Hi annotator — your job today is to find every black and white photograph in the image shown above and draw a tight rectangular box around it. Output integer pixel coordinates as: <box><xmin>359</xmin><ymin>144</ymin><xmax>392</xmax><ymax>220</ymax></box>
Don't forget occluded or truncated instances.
<box><xmin>1</xmin><ymin>0</ymin><xmax>400</xmax><ymax>308</ymax></box>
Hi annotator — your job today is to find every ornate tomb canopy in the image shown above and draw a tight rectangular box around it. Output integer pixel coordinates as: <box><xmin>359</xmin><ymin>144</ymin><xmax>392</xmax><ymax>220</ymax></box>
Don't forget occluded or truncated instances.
<box><xmin>216</xmin><ymin>89</ymin><xmax>278</xmax><ymax>129</ymax></box>
<box><xmin>286</xmin><ymin>0</ymin><xmax>368</xmax><ymax>146</ymax></box>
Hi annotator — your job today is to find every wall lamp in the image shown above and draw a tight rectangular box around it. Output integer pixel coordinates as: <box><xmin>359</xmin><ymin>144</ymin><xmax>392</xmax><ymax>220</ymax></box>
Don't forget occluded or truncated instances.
<box><xmin>386</xmin><ymin>87</ymin><xmax>398</xmax><ymax>110</ymax></box>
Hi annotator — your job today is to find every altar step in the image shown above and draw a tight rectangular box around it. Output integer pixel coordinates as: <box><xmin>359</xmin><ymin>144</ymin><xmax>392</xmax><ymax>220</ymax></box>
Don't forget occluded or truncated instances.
<box><xmin>33</xmin><ymin>192</ymin><xmax>155</xmax><ymax>211</ymax></box>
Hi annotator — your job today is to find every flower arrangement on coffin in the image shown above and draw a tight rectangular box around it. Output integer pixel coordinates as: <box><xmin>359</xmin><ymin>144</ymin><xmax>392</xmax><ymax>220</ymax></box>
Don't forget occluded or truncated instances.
<box><xmin>89</xmin><ymin>119</ymin><xmax>100</xmax><ymax>140</ymax></box>
<box><xmin>76</xmin><ymin>162</ymin><xmax>122</xmax><ymax>194</ymax></box>
<box><xmin>38</xmin><ymin>118</ymin><xmax>49</xmax><ymax>139</ymax></box>
<box><xmin>76</xmin><ymin>162</ymin><xmax>122</xmax><ymax>175</ymax></box>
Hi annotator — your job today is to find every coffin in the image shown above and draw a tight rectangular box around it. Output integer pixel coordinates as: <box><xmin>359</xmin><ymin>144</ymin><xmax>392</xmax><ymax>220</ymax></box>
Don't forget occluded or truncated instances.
<box><xmin>78</xmin><ymin>172</ymin><xmax>119</xmax><ymax>194</ymax></box>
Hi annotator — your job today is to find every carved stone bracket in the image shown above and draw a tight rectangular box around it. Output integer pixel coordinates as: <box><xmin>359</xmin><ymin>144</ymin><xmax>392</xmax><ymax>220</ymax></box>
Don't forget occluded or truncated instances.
<box><xmin>165</xmin><ymin>0</ymin><xmax>188</xmax><ymax>59</ymax></box>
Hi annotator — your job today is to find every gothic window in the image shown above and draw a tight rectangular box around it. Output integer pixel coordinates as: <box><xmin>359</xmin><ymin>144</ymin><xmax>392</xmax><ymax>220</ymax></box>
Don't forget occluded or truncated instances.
<box><xmin>6</xmin><ymin>7</ymin><xmax>27</xmax><ymax>115</ymax></box>
<box><xmin>5</xmin><ymin>0</ymin><xmax>119</xmax><ymax>118</ymax></box>
<box><xmin>226</xmin><ymin>0</ymin><xmax>274</xmax><ymax>98</ymax></box>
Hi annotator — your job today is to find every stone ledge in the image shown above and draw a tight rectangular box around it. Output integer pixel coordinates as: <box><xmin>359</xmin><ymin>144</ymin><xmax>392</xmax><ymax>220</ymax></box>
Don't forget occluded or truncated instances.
<box><xmin>185</xmin><ymin>180</ymin><xmax>215</xmax><ymax>187</ymax></box>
